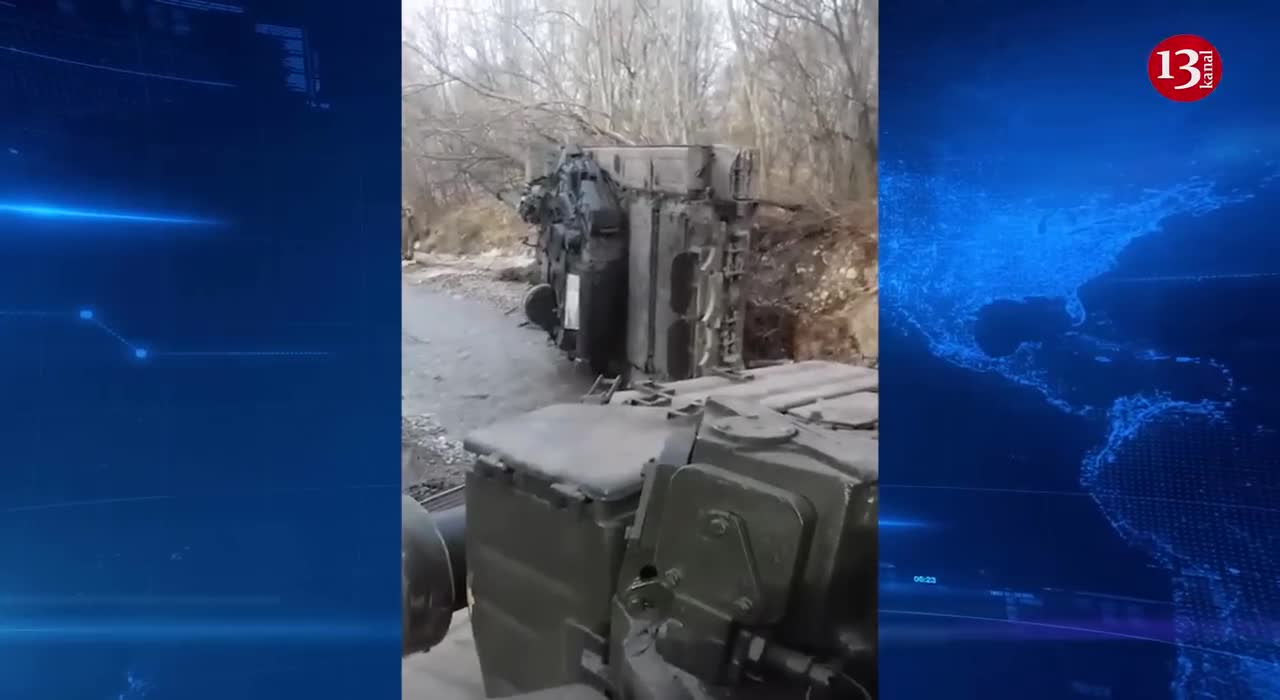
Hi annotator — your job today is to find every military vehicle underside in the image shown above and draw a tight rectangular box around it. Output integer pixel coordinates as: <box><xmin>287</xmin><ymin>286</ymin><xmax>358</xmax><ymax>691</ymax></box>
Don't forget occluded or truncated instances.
<box><xmin>517</xmin><ymin>145</ymin><xmax>755</xmax><ymax>382</ymax></box>
<box><xmin>403</xmin><ymin>361</ymin><xmax>879</xmax><ymax>700</ymax></box>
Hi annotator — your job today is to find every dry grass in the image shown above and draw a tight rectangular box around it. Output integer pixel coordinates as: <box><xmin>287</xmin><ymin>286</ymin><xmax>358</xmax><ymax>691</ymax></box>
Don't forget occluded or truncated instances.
<box><xmin>414</xmin><ymin>197</ymin><xmax>528</xmax><ymax>255</ymax></box>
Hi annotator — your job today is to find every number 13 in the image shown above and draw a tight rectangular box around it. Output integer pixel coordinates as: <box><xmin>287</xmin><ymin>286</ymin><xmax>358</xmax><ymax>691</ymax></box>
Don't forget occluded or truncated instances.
<box><xmin>1156</xmin><ymin>49</ymin><xmax>1202</xmax><ymax>90</ymax></box>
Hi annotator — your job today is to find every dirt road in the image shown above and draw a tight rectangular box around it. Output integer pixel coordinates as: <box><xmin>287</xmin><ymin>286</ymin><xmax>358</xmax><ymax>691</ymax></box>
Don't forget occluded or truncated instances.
<box><xmin>400</xmin><ymin>262</ymin><xmax>593</xmax><ymax>493</ymax></box>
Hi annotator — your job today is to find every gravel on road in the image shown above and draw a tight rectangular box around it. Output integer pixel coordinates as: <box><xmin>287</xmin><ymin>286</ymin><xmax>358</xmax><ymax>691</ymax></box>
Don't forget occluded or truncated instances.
<box><xmin>402</xmin><ymin>253</ymin><xmax>534</xmax><ymax>313</ymax></box>
<box><xmin>402</xmin><ymin>413</ymin><xmax>470</xmax><ymax>497</ymax></box>
<box><xmin>400</xmin><ymin>252</ymin><xmax>593</xmax><ymax>499</ymax></box>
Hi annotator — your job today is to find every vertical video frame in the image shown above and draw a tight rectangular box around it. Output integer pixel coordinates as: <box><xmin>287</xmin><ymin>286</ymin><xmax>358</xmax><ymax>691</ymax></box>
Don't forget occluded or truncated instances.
<box><xmin>398</xmin><ymin>0</ymin><xmax>880</xmax><ymax>698</ymax></box>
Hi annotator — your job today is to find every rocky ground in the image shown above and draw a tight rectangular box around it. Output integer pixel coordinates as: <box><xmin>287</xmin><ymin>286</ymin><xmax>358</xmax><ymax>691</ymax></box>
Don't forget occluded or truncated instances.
<box><xmin>401</xmin><ymin>413</ymin><xmax>471</xmax><ymax>501</ymax></box>
<box><xmin>400</xmin><ymin>252</ymin><xmax>590</xmax><ymax>499</ymax></box>
<box><xmin>402</xmin><ymin>251</ymin><xmax>535</xmax><ymax>312</ymax></box>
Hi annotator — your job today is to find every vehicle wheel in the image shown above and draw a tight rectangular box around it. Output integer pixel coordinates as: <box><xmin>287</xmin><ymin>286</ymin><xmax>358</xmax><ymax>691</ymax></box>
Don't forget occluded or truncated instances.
<box><xmin>522</xmin><ymin>284</ymin><xmax>557</xmax><ymax>331</ymax></box>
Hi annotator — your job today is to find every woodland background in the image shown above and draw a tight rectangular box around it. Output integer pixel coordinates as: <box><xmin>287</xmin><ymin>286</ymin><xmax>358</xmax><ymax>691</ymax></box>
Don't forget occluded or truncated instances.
<box><xmin>402</xmin><ymin>0</ymin><xmax>879</xmax><ymax>363</ymax></box>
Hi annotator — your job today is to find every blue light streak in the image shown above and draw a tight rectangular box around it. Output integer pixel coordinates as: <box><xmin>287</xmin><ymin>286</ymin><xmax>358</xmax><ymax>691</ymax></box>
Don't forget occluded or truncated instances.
<box><xmin>881</xmin><ymin>517</ymin><xmax>930</xmax><ymax>529</ymax></box>
<box><xmin>0</xmin><ymin>203</ymin><xmax>218</xmax><ymax>226</ymax></box>
<box><xmin>0</xmin><ymin>618</ymin><xmax>396</xmax><ymax>642</ymax></box>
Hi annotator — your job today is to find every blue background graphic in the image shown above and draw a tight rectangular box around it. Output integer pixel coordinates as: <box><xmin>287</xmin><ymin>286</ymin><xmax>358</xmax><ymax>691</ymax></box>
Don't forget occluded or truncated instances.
<box><xmin>880</xmin><ymin>1</ymin><xmax>1280</xmax><ymax>698</ymax></box>
<box><xmin>0</xmin><ymin>1</ymin><xmax>400</xmax><ymax>698</ymax></box>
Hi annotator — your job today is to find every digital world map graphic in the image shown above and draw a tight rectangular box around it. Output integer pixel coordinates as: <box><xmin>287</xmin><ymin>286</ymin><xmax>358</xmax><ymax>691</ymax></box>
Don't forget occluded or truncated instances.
<box><xmin>881</xmin><ymin>158</ymin><xmax>1280</xmax><ymax>698</ymax></box>
<box><xmin>879</xmin><ymin>3</ymin><xmax>1280</xmax><ymax>696</ymax></box>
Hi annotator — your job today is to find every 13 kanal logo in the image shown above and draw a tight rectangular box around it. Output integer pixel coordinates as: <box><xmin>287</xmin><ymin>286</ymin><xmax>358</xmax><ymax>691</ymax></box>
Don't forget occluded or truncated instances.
<box><xmin>1148</xmin><ymin>34</ymin><xmax>1220</xmax><ymax>102</ymax></box>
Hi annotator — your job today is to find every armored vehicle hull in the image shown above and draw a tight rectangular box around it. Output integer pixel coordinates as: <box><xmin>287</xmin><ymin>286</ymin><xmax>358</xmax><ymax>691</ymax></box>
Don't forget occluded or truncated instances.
<box><xmin>517</xmin><ymin>145</ymin><xmax>757</xmax><ymax>382</ymax></box>
<box><xmin>403</xmin><ymin>360</ymin><xmax>878</xmax><ymax>700</ymax></box>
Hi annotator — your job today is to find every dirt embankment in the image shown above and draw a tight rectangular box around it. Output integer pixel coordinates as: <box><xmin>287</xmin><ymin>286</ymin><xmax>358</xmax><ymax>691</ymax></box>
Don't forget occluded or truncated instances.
<box><xmin>744</xmin><ymin>204</ymin><xmax>879</xmax><ymax>366</ymax></box>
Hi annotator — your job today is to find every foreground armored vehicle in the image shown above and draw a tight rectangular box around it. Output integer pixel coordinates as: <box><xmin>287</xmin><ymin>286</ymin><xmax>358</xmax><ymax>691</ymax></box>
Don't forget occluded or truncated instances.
<box><xmin>403</xmin><ymin>360</ymin><xmax>879</xmax><ymax>700</ymax></box>
<box><xmin>514</xmin><ymin>144</ymin><xmax>757</xmax><ymax>381</ymax></box>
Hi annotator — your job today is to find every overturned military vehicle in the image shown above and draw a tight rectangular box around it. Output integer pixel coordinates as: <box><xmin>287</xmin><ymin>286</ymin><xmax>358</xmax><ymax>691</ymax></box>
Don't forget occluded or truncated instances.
<box><xmin>514</xmin><ymin>145</ymin><xmax>756</xmax><ymax>381</ymax></box>
<box><xmin>403</xmin><ymin>361</ymin><xmax>880</xmax><ymax>700</ymax></box>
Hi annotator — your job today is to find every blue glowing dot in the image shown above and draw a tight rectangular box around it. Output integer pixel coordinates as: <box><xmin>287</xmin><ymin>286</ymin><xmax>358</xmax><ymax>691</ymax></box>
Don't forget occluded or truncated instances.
<box><xmin>78</xmin><ymin>309</ymin><xmax>94</xmax><ymax>320</ymax></box>
<box><xmin>134</xmin><ymin>348</ymin><xmax>148</xmax><ymax>359</ymax></box>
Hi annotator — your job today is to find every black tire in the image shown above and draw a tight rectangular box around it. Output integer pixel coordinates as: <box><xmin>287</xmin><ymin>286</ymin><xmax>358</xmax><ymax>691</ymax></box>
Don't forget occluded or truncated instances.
<box><xmin>522</xmin><ymin>284</ymin><xmax>558</xmax><ymax>332</ymax></box>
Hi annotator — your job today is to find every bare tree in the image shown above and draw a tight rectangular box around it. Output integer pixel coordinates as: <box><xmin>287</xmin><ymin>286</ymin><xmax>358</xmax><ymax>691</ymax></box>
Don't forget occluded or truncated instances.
<box><xmin>401</xmin><ymin>0</ymin><xmax>877</xmax><ymax>210</ymax></box>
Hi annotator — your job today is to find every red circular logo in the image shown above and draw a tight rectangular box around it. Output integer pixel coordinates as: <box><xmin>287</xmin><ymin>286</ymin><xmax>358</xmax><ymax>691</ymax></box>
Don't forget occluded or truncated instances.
<box><xmin>1148</xmin><ymin>35</ymin><xmax>1220</xmax><ymax>102</ymax></box>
